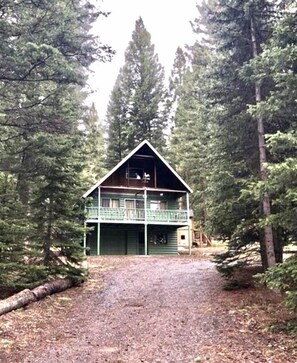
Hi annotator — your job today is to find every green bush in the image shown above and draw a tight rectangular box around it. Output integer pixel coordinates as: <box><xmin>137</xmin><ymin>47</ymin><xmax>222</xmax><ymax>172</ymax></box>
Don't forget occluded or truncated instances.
<box><xmin>260</xmin><ymin>256</ymin><xmax>297</xmax><ymax>311</ymax></box>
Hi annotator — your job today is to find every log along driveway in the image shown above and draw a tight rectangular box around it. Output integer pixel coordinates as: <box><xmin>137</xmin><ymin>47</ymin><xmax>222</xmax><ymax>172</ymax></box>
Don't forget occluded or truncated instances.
<box><xmin>1</xmin><ymin>252</ymin><xmax>296</xmax><ymax>363</ymax></box>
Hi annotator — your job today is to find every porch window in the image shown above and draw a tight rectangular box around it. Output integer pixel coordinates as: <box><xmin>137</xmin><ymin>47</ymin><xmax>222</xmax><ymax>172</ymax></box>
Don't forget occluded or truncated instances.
<box><xmin>125</xmin><ymin>199</ymin><xmax>144</xmax><ymax>219</ymax></box>
<box><xmin>101</xmin><ymin>198</ymin><xmax>119</xmax><ymax>208</ymax></box>
<box><xmin>150</xmin><ymin>200</ymin><xmax>167</xmax><ymax>210</ymax></box>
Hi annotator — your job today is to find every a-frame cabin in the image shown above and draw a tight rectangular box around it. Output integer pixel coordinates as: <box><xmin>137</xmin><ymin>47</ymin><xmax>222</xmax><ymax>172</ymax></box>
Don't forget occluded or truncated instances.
<box><xmin>83</xmin><ymin>140</ymin><xmax>192</xmax><ymax>255</ymax></box>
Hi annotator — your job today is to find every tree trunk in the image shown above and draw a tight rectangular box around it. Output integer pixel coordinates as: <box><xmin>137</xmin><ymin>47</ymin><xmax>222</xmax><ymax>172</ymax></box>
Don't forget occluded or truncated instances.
<box><xmin>0</xmin><ymin>289</ymin><xmax>36</xmax><ymax>316</ymax></box>
<box><xmin>250</xmin><ymin>15</ymin><xmax>276</xmax><ymax>268</ymax></box>
<box><xmin>44</xmin><ymin>196</ymin><xmax>53</xmax><ymax>265</ymax></box>
<box><xmin>31</xmin><ymin>278</ymin><xmax>74</xmax><ymax>300</ymax></box>
<box><xmin>0</xmin><ymin>278</ymin><xmax>74</xmax><ymax>316</ymax></box>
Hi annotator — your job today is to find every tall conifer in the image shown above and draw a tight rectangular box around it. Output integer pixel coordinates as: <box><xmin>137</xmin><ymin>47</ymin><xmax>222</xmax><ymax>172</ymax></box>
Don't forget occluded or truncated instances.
<box><xmin>106</xmin><ymin>17</ymin><xmax>167</xmax><ymax>167</ymax></box>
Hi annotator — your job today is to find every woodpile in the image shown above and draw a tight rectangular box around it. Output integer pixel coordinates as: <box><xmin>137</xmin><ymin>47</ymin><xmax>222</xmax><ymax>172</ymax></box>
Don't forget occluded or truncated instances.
<box><xmin>0</xmin><ymin>277</ymin><xmax>74</xmax><ymax>316</ymax></box>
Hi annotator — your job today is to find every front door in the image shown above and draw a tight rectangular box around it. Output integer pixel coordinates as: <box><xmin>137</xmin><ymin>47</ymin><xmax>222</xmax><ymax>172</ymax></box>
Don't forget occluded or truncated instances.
<box><xmin>138</xmin><ymin>231</ymin><xmax>145</xmax><ymax>255</ymax></box>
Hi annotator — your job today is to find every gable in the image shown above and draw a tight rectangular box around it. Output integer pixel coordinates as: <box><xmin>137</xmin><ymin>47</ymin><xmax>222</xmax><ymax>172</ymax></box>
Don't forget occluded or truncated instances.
<box><xmin>83</xmin><ymin>140</ymin><xmax>192</xmax><ymax>197</ymax></box>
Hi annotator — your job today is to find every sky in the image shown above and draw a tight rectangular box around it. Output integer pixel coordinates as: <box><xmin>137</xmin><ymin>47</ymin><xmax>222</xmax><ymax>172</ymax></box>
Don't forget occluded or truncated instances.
<box><xmin>89</xmin><ymin>0</ymin><xmax>199</xmax><ymax>120</ymax></box>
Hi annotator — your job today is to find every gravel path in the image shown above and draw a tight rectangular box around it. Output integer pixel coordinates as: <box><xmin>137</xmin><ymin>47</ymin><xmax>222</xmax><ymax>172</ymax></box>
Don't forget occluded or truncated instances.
<box><xmin>1</xmin><ymin>255</ymin><xmax>296</xmax><ymax>363</ymax></box>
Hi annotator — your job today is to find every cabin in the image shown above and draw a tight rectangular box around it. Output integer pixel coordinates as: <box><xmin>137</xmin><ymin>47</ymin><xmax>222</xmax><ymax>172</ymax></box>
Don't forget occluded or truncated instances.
<box><xmin>83</xmin><ymin>140</ymin><xmax>192</xmax><ymax>255</ymax></box>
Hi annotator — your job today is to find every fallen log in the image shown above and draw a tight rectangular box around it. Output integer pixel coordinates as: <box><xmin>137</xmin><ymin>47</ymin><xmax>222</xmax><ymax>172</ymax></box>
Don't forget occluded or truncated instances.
<box><xmin>0</xmin><ymin>277</ymin><xmax>75</xmax><ymax>316</ymax></box>
<box><xmin>0</xmin><ymin>289</ymin><xmax>36</xmax><ymax>316</ymax></box>
<box><xmin>31</xmin><ymin>277</ymin><xmax>74</xmax><ymax>300</ymax></box>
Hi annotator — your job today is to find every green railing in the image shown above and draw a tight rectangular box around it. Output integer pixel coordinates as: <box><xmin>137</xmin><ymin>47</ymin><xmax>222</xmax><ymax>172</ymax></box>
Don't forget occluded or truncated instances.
<box><xmin>86</xmin><ymin>207</ymin><xmax>188</xmax><ymax>223</ymax></box>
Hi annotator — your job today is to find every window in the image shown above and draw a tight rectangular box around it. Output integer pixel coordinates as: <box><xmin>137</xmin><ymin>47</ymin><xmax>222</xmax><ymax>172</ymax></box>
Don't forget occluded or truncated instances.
<box><xmin>101</xmin><ymin>198</ymin><xmax>119</xmax><ymax>208</ymax></box>
<box><xmin>125</xmin><ymin>199</ymin><xmax>144</xmax><ymax>209</ymax></box>
<box><xmin>111</xmin><ymin>199</ymin><xmax>119</xmax><ymax>208</ymax></box>
<box><xmin>126</xmin><ymin>168</ymin><xmax>144</xmax><ymax>180</ymax></box>
<box><xmin>101</xmin><ymin>198</ymin><xmax>110</xmax><ymax>208</ymax></box>
<box><xmin>125</xmin><ymin>199</ymin><xmax>144</xmax><ymax>219</ymax></box>
<box><xmin>150</xmin><ymin>200</ymin><xmax>167</xmax><ymax>210</ymax></box>
<box><xmin>181</xmin><ymin>235</ymin><xmax>186</xmax><ymax>240</ymax></box>
<box><xmin>150</xmin><ymin>233</ymin><xmax>168</xmax><ymax>244</ymax></box>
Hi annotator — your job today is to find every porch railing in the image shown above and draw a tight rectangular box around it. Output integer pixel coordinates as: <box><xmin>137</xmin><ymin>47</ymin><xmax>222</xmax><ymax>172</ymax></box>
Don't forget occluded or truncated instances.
<box><xmin>86</xmin><ymin>207</ymin><xmax>188</xmax><ymax>223</ymax></box>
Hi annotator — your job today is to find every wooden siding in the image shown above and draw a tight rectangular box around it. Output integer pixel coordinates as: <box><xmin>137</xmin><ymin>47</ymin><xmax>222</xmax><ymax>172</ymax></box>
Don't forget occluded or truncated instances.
<box><xmin>86</xmin><ymin>223</ymin><xmax>97</xmax><ymax>255</ymax></box>
<box><xmin>90</xmin><ymin>192</ymin><xmax>178</xmax><ymax>210</ymax></box>
<box><xmin>101</xmin><ymin>228</ymin><xmax>126</xmax><ymax>255</ymax></box>
<box><xmin>127</xmin><ymin>229</ymin><xmax>138</xmax><ymax>255</ymax></box>
<box><xmin>86</xmin><ymin>224</ymin><xmax>178</xmax><ymax>255</ymax></box>
<box><xmin>148</xmin><ymin>226</ymin><xmax>178</xmax><ymax>255</ymax></box>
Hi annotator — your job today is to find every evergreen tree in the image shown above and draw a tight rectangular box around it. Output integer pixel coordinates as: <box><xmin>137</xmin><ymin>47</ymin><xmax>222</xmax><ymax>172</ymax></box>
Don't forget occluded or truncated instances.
<box><xmin>82</xmin><ymin>103</ymin><xmax>107</xmax><ymax>185</ymax></box>
<box><xmin>106</xmin><ymin>74</ymin><xmax>132</xmax><ymax>168</ymax></box>
<box><xmin>29</xmin><ymin>133</ymin><xmax>86</xmax><ymax>280</ymax></box>
<box><xmin>106</xmin><ymin>17</ymin><xmax>167</xmax><ymax>167</ymax></box>
<box><xmin>0</xmin><ymin>0</ymin><xmax>113</xmax><ymax>289</ymax></box>
<box><xmin>244</xmin><ymin>7</ymin><xmax>297</xmax><ymax>309</ymax></box>
<box><xmin>169</xmin><ymin>42</ymin><xmax>212</xmax><ymax>229</ymax></box>
<box><xmin>195</xmin><ymin>0</ymin><xmax>282</xmax><ymax>270</ymax></box>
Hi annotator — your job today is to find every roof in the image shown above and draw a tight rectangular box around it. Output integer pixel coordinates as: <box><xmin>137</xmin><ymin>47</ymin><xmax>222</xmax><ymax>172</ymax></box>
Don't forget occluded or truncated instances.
<box><xmin>83</xmin><ymin>140</ymin><xmax>193</xmax><ymax>198</ymax></box>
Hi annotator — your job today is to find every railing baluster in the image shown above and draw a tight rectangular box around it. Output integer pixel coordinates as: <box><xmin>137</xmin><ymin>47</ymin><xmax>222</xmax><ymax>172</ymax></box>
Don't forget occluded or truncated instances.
<box><xmin>86</xmin><ymin>207</ymin><xmax>188</xmax><ymax>223</ymax></box>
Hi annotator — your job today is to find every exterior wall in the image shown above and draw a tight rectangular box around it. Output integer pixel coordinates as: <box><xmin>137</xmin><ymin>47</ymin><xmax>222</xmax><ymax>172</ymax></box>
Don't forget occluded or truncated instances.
<box><xmin>86</xmin><ymin>223</ymin><xmax>98</xmax><ymax>255</ymax></box>
<box><xmin>101</xmin><ymin>228</ymin><xmax>127</xmax><ymax>255</ymax></box>
<box><xmin>86</xmin><ymin>223</ymin><xmax>178</xmax><ymax>256</ymax></box>
<box><xmin>148</xmin><ymin>226</ymin><xmax>178</xmax><ymax>255</ymax></box>
<box><xmin>90</xmin><ymin>192</ymin><xmax>178</xmax><ymax>210</ymax></box>
<box><xmin>177</xmin><ymin>219</ymin><xmax>194</xmax><ymax>247</ymax></box>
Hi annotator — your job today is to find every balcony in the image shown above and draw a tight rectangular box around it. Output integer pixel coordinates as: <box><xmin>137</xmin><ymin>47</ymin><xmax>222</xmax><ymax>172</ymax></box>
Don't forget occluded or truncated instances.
<box><xmin>86</xmin><ymin>207</ymin><xmax>188</xmax><ymax>224</ymax></box>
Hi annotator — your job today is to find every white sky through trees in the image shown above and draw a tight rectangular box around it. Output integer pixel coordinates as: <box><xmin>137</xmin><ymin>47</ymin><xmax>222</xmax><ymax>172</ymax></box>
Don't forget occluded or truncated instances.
<box><xmin>89</xmin><ymin>0</ymin><xmax>199</xmax><ymax>120</ymax></box>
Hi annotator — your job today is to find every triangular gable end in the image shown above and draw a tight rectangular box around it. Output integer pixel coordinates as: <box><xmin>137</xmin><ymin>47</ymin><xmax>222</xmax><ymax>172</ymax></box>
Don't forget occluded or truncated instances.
<box><xmin>83</xmin><ymin>140</ymin><xmax>193</xmax><ymax>198</ymax></box>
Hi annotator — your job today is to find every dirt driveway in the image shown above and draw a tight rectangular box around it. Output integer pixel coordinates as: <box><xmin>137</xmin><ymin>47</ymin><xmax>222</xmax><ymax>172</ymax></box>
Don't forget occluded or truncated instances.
<box><xmin>1</xmin><ymin>254</ymin><xmax>296</xmax><ymax>363</ymax></box>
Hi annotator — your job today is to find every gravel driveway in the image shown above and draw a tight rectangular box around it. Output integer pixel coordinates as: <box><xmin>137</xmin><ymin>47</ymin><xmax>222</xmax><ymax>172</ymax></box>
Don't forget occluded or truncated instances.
<box><xmin>1</xmin><ymin>255</ymin><xmax>296</xmax><ymax>363</ymax></box>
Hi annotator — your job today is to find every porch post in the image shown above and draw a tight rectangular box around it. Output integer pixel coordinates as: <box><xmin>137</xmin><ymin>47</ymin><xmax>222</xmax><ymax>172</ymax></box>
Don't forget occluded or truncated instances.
<box><xmin>144</xmin><ymin>187</ymin><xmax>148</xmax><ymax>255</ymax></box>
<box><xmin>97</xmin><ymin>222</ymin><xmax>100</xmax><ymax>255</ymax></box>
<box><xmin>83</xmin><ymin>221</ymin><xmax>87</xmax><ymax>255</ymax></box>
<box><xmin>186</xmin><ymin>192</ymin><xmax>191</xmax><ymax>256</ymax></box>
<box><xmin>97</xmin><ymin>186</ymin><xmax>101</xmax><ymax>255</ymax></box>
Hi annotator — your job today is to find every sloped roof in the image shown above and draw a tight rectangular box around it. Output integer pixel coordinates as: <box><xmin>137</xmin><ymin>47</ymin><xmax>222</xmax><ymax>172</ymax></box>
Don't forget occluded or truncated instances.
<box><xmin>83</xmin><ymin>140</ymin><xmax>192</xmax><ymax>197</ymax></box>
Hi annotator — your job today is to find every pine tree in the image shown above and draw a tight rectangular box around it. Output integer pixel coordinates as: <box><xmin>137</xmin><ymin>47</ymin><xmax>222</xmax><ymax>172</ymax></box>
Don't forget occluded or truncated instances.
<box><xmin>0</xmin><ymin>0</ymin><xmax>113</xmax><ymax>289</ymax></box>
<box><xmin>29</xmin><ymin>133</ymin><xmax>86</xmax><ymax>280</ymax></box>
<box><xmin>187</xmin><ymin>0</ymin><xmax>282</xmax><ymax>271</ymax></box>
<box><xmin>82</xmin><ymin>103</ymin><xmax>107</xmax><ymax>185</ymax></box>
<box><xmin>169</xmin><ymin>42</ymin><xmax>212</xmax><ymax>229</ymax></box>
<box><xmin>106</xmin><ymin>74</ymin><xmax>132</xmax><ymax>168</ymax></box>
<box><xmin>106</xmin><ymin>17</ymin><xmax>167</xmax><ymax>167</ymax></box>
<box><xmin>244</xmin><ymin>6</ymin><xmax>297</xmax><ymax>309</ymax></box>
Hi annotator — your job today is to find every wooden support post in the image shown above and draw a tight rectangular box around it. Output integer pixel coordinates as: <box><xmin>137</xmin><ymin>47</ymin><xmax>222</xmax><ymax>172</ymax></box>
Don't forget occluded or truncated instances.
<box><xmin>186</xmin><ymin>192</ymin><xmax>191</xmax><ymax>255</ymax></box>
<box><xmin>97</xmin><ymin>222</ymin><xmax>100</xmax><ymax>256</ymax></box>
<box><xmin>97</xmin><ymin>186</ymin><xmax>101</xmax><ymax>255</ymax></box>
<box><xmin>83</xmin><ymin>221</ymin><xmax>87</xmax><ymax>255</ymax></box>
<box><xmin>144</xmin><ymin>223</ymin><xmax>148</xmax><ymax>255</ymax></box>
<box><xmin>188</xmin><ymin>223</ymin><xmax>191</xmax><ymax>256</ymax></box>
<box><xmin>144</xmin><ymin>187</ymin><xmax>148</xmax><ymax>255</ymax></box>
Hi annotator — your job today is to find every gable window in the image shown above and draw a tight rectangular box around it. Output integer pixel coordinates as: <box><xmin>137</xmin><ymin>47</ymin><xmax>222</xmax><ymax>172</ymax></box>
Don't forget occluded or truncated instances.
<box><xmin>101</xmin><ymin>198</ymin><xmax>119</xmax><ymax>208</ymax></box>
<box><xmin>126</xmin><ymin>167</ymin><xmax>144</xmax><ymax>180</ymax></box>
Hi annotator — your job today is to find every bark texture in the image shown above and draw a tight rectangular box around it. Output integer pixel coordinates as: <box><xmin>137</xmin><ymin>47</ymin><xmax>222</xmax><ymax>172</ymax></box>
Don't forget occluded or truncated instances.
<box><xmin>0</xmin><ymin>278</ymin><xmax>74</xmax><ymax>316</ymax></box>
<box><xmin>250</xmin><ymin>15</ymin><xmax>276</xmax><ymax>268</ymax></box>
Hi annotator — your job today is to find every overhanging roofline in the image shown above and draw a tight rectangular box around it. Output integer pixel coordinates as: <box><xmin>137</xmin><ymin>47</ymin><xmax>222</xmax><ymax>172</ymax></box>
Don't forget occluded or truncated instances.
<box><xmin>83</xmin><ymin>140</ymin><xmax>193</xmax><ymax>198</ymax></box>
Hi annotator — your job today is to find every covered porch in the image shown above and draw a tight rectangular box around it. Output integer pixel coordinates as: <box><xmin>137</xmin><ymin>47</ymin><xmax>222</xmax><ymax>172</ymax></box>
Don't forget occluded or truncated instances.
<box><xmin>84</xmin><ymin>223</ymin><xmax>190</xmax><ymax>256</ymax></box>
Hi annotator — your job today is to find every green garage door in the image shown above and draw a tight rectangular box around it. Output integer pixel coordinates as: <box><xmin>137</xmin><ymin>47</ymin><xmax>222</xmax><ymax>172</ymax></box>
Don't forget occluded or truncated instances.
<box><xmin>100</xmin><ymin>229</ymin><xmax>126</xmax><ymax>255</ymax></box>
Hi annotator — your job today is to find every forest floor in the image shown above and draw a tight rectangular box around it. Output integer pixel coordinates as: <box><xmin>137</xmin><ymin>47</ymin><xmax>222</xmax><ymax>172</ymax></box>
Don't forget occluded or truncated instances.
<box><xmin>0</xmin><ymin>248</ymin><xmax>296</xmax><ymax>363</ymax></box>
